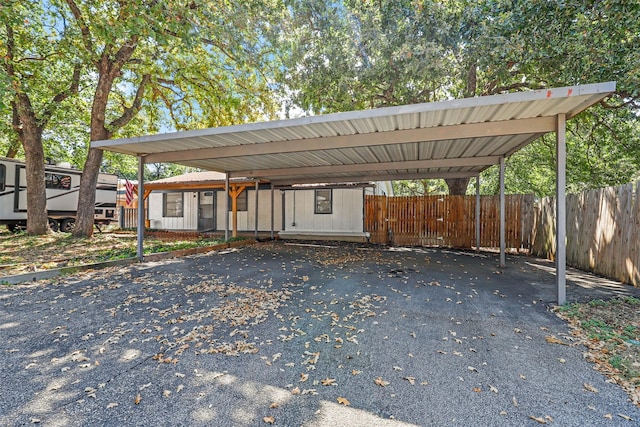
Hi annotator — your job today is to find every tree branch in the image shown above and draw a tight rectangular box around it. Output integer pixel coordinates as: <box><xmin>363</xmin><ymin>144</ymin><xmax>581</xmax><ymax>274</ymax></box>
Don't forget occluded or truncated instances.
<box><xmin>38</xmin><ymin>63</ymin><xmax>82</xmax><ymax>129</ymax></box>
<box><xmin>599</xmin><ymin>95</ymin><xmax>639</xmax><ymax>110</ymax></box>
<box><xmin>108</xmin><ymin>74</ymin><xmax>151</xmax><ymax>131</ymax></box>
<box><xmin>64</xmin><ymin>0</ymin><xmax>94</xmax><ymax>55</ymax></box>
<box><xmin>482</xmin><ymin>81</ymin><xmax>545</xmax><ymax>95</ymax></box>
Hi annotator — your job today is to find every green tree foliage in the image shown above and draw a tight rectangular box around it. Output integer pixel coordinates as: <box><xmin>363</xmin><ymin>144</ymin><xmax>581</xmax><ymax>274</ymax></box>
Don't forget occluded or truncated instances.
<box><xmin>1</xmin><ymin>0</ymin><xmax>282</xmax><ymax>235</ymax></box>
<box><xmin>278</xmin><ymin>0</ymin><xmax>640</xmax><ymax>197</ymax></box>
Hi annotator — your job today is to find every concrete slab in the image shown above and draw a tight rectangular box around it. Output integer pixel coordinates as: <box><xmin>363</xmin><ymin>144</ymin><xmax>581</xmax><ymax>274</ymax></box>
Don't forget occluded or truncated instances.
<box><xmin>1</xmin><ymin>242</ymin><xmax>639</xmax><ymax>426</ymax></box>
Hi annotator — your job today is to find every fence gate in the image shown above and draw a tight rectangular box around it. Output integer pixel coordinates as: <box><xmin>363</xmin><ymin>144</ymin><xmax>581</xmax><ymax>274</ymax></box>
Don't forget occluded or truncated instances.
<box><xmin>365</xmin><ymin>194</ymin><xmax>534</xmax><ymax>250</ymax></box>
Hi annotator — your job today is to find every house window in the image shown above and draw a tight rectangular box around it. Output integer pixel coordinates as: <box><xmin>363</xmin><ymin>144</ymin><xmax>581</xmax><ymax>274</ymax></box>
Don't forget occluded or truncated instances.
<box><xmin>315</xmin><ymin>189</ymin><xmax>332</xmax><ymax>214</ymax></box>
<box><xmin>0</xmin><ymin>164</ymin><xmax>4</xmax><ymax>191</ymax></box>
<box><xmin>228</xmin><ymin>191</ymin><xmax>248</xmax><ymax>211</ymax></box>
<box><xmin>163</xmin><ymin>192</ymin><xmax>183</xmax><ymax>217</ymax></box>
<box><xmin>45</xmin><ymin>172</ymin><xmax>71</xmax><ymax>190</ymax></box>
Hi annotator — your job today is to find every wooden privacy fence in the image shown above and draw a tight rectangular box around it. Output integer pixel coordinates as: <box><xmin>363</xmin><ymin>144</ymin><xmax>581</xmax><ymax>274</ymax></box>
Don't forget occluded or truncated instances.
<box><xmin>531</xmin><ymin>181</ymin><xmax>640</xmax><ymax>286</ymax></box>
<box><xmin>365</xmin><ymin>194</ymin><xmax>535</xmax><ymax>250</ymax></box>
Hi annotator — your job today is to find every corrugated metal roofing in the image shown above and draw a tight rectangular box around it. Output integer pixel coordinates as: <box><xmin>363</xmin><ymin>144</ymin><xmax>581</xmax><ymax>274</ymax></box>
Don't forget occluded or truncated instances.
<box><xmin>93</xmin><ymin>82</ymin><xmax>615</xmax><ymax>184</ymax></box>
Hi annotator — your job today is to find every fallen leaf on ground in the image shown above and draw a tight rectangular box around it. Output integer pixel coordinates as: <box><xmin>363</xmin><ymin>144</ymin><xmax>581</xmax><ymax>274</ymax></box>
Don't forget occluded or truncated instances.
<box><xmin>300</xmin><ymin>373</ymin><xmax>309</xmax><ymax>382</ymax></box>
<box><xmin>545</xmin><ymin>335</ymin><xmax>567</xmax><ymax>345</ymax></box>
<box><xmin>583</xmin><ymin>383</ymin><xmax>599</xmax><ymax>393</ymax></box>
<box><xmin>351</xmin><ymin>370</ymin><xmax>361</xmax><ymax>375</ymax></box>
<box><xmin>529</xmin><ymin>415</ymin><xmax>547</xmax><ymax>424</ymax></box>
<box><xmin>270</xmin><ymin>402</ymin><xmax>279</xmax><ymax>409</ymax></box>
<box><xmin>134</xmin><ymin>393</ymin><xmax>141</xmax><ymax>405</ymax></box>
<box><xmin>337</xmin><ymin>397</ymin><xmax>350</xmax><ymax>406</ymax></box>
<box><xmin>473</xmin><ymin>387</ymin><xmax>482</xmax><ymax>392</ymax></box>
<box><xmin>403</xmin><ymin>376</ymin><xmax>416</xmax><ymax>385</ymax></box>
<box><xmin>618</xmin><ymin>414</ymin><xmax>632</xmax><ymax>421</ymax></box>
<box><xmin>321</xmin><ymin>378</ymin><xmax>336</xmax><ymax>386</ymax></box>
<box><xmin>489</xmin><ymin>385</ymin><xmax>498</xmax><ymax>393</ymax></box>
<box><xmin>291</xmin><ymin>387</ymin><xmax>301</xmax><ymax>395</ymax></box>
<box><xmin>263</xmin><ymin>416</ymin><xmax>275</xmax><ymax>424</ymax></box>
<box><xmin>374</xmin><ymin>377</ymin><xmax>390</xmax><ymax>387</ymax></box>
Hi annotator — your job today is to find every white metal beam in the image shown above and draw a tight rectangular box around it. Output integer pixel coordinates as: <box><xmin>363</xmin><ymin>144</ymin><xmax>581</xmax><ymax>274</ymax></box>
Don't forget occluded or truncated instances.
<box><xmin>270</xmin><ymin>183</ymin><xmax>275</xmax><ymax>239</ymax></box>
<box><xmin>143</xmin><ymin>117</ymin><xmax>556</xmax><ymax>164</ymax></box>
<box><xmin>556</xmin><ymin>114</ymin><xmax>567</xmax><ymax>305</ymax></box>
<box><xmin>224</xmin><ymin>173</ymin><xmax>229</xmax><ymax>242</ymax></box>
<box><xmin>136</xmin><ymin>156</ymin><xmax>145</xmax><ymax>261</ymax></box>
<box><xmin>254</xmin><ymin>181</ymin><xmax>259</xmax><ymax>239</ymax></box>
<box><xmin>229</xmin><ymin>156</ymin><xmax>501</xmax><ymax>179</ymax></box>
<box><xmin>270</xmin><ymin>171</ymin><xmax>478</xmax><ymax>186</ymax></box>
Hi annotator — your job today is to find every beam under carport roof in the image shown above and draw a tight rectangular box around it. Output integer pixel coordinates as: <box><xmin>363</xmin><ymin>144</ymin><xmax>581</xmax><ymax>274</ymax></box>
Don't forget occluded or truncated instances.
<box><xmin>269</xmin><ymin>171</ymin><xmax>479</xmax><ymax>186</ymax></box>
<box><xmin>229</xmin><ymin>156</ymin><xmax>501</xmax><ymax>179</ymax></box>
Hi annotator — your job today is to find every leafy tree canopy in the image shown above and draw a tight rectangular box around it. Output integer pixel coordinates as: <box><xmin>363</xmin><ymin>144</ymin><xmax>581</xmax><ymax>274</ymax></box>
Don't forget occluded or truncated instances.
<box><xmin>277</xmin><ymin>0</ymin><xmax>640</xmax><ymax>196</ymax></box>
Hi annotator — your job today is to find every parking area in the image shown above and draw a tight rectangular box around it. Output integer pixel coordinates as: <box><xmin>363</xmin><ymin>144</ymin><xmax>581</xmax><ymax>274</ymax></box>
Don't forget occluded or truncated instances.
<box><xmin>1</xmin><ymin>241</ymin><xmax>639</xmax><ymax>426</ymax></box>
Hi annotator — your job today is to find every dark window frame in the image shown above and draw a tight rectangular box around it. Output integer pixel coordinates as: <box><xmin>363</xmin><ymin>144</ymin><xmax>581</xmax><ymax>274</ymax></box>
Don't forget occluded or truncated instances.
<box><xmin>163</xmin><ymin>192</ymin><xmax>184</xmax><ymax>217</ymax></box>
<box><xmin>0</xmin><ymin>164</ymin><xmax>5</xmax><ymax>192</ymax></box>
<box><xmin>314</xmin><ymin>189</ymin><xmax>332</xmax><ymax>214</ymax></box>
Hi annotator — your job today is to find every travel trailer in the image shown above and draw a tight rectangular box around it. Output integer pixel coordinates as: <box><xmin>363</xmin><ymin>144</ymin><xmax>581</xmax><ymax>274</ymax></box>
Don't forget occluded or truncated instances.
<box><xmin>0</xmin><ymin>157</ymin><xmax>117</xmax><ymax>232</ymax></box>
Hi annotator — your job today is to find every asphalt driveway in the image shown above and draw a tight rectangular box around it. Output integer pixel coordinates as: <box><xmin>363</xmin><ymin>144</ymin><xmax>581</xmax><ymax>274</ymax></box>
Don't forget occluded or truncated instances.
<box><xmin>1</xmin><ymin>241</ymin><xmax>639</xmax><ymax>426</ymax></box>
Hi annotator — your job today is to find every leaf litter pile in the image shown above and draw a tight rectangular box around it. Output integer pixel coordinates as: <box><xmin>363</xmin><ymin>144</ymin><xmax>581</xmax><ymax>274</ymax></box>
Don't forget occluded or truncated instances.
<box><xmin>556</xmin><ymin>297</ymin><xmax>640</xmax><ymax>406</ymax></box>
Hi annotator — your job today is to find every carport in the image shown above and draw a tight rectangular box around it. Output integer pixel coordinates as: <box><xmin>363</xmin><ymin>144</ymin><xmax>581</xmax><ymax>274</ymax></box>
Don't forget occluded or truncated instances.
<box><xmin>92</xmin><ymin>81</ymin><xmax>616</xmax><ymax>305</ymax></box>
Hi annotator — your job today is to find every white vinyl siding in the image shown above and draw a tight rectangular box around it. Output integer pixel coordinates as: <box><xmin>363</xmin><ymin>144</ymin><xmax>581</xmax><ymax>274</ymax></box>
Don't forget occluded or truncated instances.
<box><xmin>149</xmin><ymin>191</ymin><xmax>198</xmax><ymax>230</ymax></box>
<box><xmin>284</xmin><ymin>188</ymin><xmax>363</xmax><ymax>233</ymax></box>
<box><xmin>216</xmin><ymin>189</ymin><xmax>282</xmax><ymax>232</ymax></box>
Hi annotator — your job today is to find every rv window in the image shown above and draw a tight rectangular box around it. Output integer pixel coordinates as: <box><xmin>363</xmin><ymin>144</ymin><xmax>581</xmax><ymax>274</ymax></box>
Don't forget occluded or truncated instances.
<box><xmin>163</xmin><ymin>192</ymin><xmax>183</xmax><ymax>217</ymax></box>
<box><xmin>315</xmin><ymin>189</ymin><xmax>332</xmax><ymax>214</ymax></box>
<box><xmin>45</xmin><ymin>173</ymin><xmax>71</xmax><ymax>190</ymax></box>
<box><xmin>228</xmin><ymin>191</ymin><xmax>248</xmax><ymax>211</ymax></box>
<box><xmin>0</xmin><ymin>164</ymin><xmax>4</xmax><ymax>191</ymax></box>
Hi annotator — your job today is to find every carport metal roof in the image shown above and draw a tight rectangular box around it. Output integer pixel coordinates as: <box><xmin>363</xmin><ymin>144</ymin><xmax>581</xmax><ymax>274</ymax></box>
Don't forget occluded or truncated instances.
<box><xmin>92</xmin><ymin>81</ymin><xmax>616</xmax><ymax>305</ymax></box>
<box><xmin>93</xmin><ymin>82</ymin><xmax>615</xmax><ymax>185</ymax></box>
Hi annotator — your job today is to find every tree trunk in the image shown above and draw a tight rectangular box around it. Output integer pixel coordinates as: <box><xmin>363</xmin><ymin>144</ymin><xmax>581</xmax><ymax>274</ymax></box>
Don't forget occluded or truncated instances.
<box><xmin>72</xmin><ymin>57</ymin><xmax>114</xmax><ymax>238</ymax></box>
<box><xmin>445</xmin><ymin>177</ymin><xmax>471</xmax><ymax>195</ymax></box>
<box><xmin>73</xmin><ymin>146</ymin><xmax>104</xmax><ymax>237</ymax></box>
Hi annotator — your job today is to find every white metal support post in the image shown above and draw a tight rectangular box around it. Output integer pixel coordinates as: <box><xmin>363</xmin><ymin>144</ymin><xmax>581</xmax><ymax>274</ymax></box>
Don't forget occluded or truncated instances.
<box><xmin>270</xmin><ymin>184</ymin><xmax>275</xmax><ymax>239</ymax></box>
<box><xmin>254</xmin><ymin>181</ymin><xmax>259</xmax><ymax>239</ymax></box>
<box><xmin>224</xmin><ymin>173</ymin><xmax>229</xmax><ymax>241</ymax></box>
<box><xmin>499</xmin><ymin>157</ymin><xmax>506</xmax><ymax>267</ymax></box>
<box><xmin>556</xmin><ymin>113</ymin><xmax>567</xmax><ymax>305</ymax></box>
<box><xmin>475</xmin><ymin>176</ymin><xmax>481</xmax><ymax>252</ymax></box>
<box><xmin>136</xmin><ymin>156</ymin><xmax>145</xmax><ymax>261</ymax></box>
